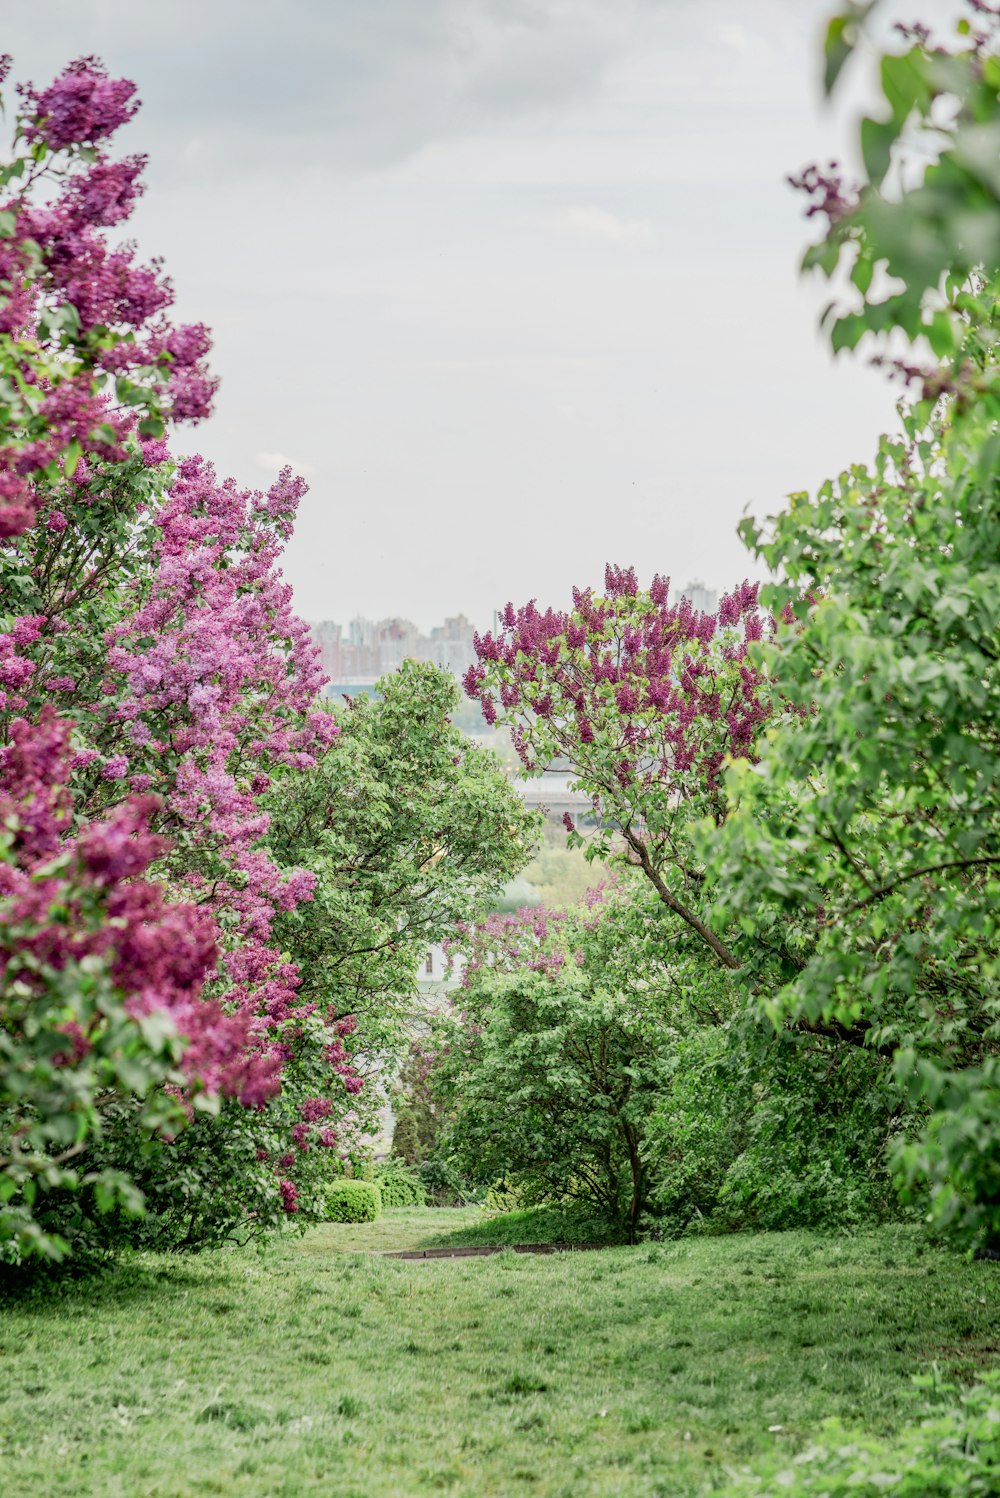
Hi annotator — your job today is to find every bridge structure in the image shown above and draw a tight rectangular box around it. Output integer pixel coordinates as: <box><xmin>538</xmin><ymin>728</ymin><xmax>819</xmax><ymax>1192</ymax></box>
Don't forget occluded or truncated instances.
<box><xmin>511</xmin><ymin>774</ymin><xmax>596</xmax><ymax>825</ymax></box>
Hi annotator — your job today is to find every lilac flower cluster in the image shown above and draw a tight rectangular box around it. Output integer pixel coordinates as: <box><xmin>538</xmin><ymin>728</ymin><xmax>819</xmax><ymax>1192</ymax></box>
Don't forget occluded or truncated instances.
<box><xmin>0</xmin><ymin>56</ymin><xmax>218</xmax><ymax>538</ymax></box>
<box><xmin>0</xmin><ymin>708</ymin><xmax>263</xmax><ymax>1102</ymax></box>
<box><xmin>466</xmin><ymin>566</ymin><xmax>771</xmax><ymax>821</ymax></box>
<box><xmin>786</xmin><ymin>162</ymin><xmax>859</xmax><ymax>228</ymax></box>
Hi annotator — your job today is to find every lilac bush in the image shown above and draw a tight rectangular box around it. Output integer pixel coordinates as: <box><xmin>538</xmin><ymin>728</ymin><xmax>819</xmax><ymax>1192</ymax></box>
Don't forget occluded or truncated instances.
<box><xmin>0</xmin><ymin>56</ymin><xmax>364</xmax><ymax>1259</ymax></box>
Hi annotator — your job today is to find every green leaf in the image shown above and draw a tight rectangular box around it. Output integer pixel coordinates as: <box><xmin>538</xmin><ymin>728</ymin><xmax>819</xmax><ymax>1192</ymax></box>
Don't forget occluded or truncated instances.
<box><xmin>823</xmin><ymin>4</ymin><xmax>878</xmax><ymax>96</ymax></box>
<box><xmin>881</xmin><ymin>50</ymin><xmax>932</xmax><ymax>126</ymax></box>
<box><xmin>926</xmin><ymin>311</ymin><xmax>956</xmax><ymax>359</ymax></box>
<box><xmin>860</xmin><ymin>115</ymin><xmax>898</xmax><ymax>188</ymax></box>
<box><xmin>63</xmin><ymin>440</ymin><xmax>82</xmax><ymax>481</ymax></box>
<box><xmin>974</xmin><ymin>432</ymin><xmax>1000</xmax><ymax>483</ymax></box>
<box><xmin>851</xmin><ymin>252</ymin><xmax>874</xmax><ymax>296</ymax></box>
<box><xmin>830</xmin><ymin>313</ymin><xmax>867</xmax><ymax>353</ymax></box>
<box><xmin>823</xmin><ymin>15</ymin><xmax>854</xmax><ymax>96</ymax></box>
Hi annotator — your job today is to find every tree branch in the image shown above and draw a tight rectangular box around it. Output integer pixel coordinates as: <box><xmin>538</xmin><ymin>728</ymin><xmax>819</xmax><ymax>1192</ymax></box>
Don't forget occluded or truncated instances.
<box><xmin>845</xmin><ymin>853</ymin><xmax>1000</xmax><ymax>912</ymax></box>
<box><xmin>621</xmin><ymin>827</ymin><xmax>742</xmax><ymax>971</ymax></box>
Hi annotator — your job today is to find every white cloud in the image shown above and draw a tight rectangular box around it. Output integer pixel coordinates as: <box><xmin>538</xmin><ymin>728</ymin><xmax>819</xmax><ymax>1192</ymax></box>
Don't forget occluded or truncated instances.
<box><xmin>4</xmin><ymin>0</ymin><xmax>652</xmax><ymax>179</ymax></box>
<box><xmin>560</xmin><ymin>205</ymin><xmax>657</xmax><ymax>246</ymax></box>
<box><xmin>255</xmin><ymin>451</ymin><xmax>314</xmax><ymax>477</ymax></box>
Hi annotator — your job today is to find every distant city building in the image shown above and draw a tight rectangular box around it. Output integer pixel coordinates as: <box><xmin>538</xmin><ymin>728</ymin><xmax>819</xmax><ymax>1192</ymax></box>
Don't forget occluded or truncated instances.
<box><xmin>426</xmin><ymin>615</ymin><xmax>478</xmax><ymax>679</ymax></box>
<box><xmin>311</xmin><ymin>619</ymin><xmax>343</xmax><ymax>679</ymax></box>
<box><xmin>677</xmin><ymin>579</ymin><xmax>718</xmax><ymax>615</ymax></box>
<box><xmin>308</xmin><ymin>611</ymin><xmax>478</xmax><ymax>691</ymax></box>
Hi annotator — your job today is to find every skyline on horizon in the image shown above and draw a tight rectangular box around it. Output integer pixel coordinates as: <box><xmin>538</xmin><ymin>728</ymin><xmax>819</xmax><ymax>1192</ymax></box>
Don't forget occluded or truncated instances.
<box><xmin>306</xmin><ymin>576</ymin><xmax>719</xmax><ymax>639</ymax></box>
<box><xmin>3</xmin><ymin>0</ymin><xmax>964</xmax><ymax>628</ymax></box>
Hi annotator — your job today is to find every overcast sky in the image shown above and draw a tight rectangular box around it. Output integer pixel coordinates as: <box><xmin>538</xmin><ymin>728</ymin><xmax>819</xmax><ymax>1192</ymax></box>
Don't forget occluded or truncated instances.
<box><xmin>6</xmin><ymin>0</ymin><xmax>963</xmax><ymax>628</ymax></box>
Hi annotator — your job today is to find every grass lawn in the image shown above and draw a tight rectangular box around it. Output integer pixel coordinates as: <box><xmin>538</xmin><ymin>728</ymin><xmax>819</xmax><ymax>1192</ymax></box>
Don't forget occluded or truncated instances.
<box><xmin>299</xmin><ymin>1202</ymin><xmax>622</xmax><ymax>1254</ymax></box>
<box><xmin>2</xmin><ymin>1212</ymin><xmax>998</xmax><ymax>1496</ymax></box>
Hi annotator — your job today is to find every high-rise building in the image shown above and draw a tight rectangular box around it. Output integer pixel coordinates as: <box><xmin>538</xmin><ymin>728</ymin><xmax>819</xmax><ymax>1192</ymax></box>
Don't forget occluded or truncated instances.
<box><xmin>308</xmin><ymin>611</ymin><xmax>479</xmax><ymax>691</ymax></box>
<box><xmin>312</xmin><ymin>619</ymin><xmax>342</xmax><ymax>678</ymax></box>
<box><xmin>678</xmin><ymin>580</ymin><xmax>718</xmax><ymax>615</ymax></box>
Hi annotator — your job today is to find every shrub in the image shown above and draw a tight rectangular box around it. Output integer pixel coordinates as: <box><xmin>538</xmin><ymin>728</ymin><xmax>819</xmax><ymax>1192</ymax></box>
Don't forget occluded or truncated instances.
<box><xmin>373</xmin><ymin>1163</ymin><xmax>426</xmax><ymax>1209</ymax></box>
<box><xmin>389</xmin><ymin>1107</ymin><xmax>422</xmax><ymax>1166</ymax></box>
<box><xmin>646</xmin><ymin>1027</ymin><xmax>906</xmax><ymax>1237</ymax></box>
<box><xmin>322</xmin><ymin>1180</ymin><xmax>381</xmax><ymax>1223</ymax></box>
<box><xmin>441</xmin><ymin>1204</ymin><xmax>621</xmax><ymax>1249</ymax></box>
<box><xmin>483</xmin><ymin>1180</ymin><xmax>524</xmax><ymax>1214</ymax></box>
<box><xmin>727</xmin><ymin>1372</ymin><xmax>1000</xmax><ymax>1497</ymax></box>
<box><xmin>419</xmin><ymin>1158</ymin><xmax>472</xmax><ymax>1207</ymax></box>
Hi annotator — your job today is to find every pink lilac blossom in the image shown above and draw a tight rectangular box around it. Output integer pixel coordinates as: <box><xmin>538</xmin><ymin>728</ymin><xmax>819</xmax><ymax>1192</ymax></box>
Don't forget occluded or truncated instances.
<box><xmin>0</xmin><ymin>56</ymin><xmax>217</xmax><ymax>538</ymax></box>
<box><xmin>468</xmin><ymin>566</ymin><xmax>770</xmax><ymax>810</ymax></box>
<box><xmin>0</xmin><ymin>451</ymin><xmax>360</xmax><ymax>1178</ymax></box>
<box><xmin>458</xmin><ymin>905</ymin><xmax>571</xmax><ymax>987</ymax></box>
<box><xmin>0</xmin><ymin>707</ymin><xmax>275</xmax><ymax>1105</ymax></box>
<box><xmin>21</xmin><ymin>450</ymin><xmax>363</xmax><ymax>1120</ymax></box>
<box><xmin>0</xmin><ymin>53</ymin><xmax>364</xmax><ymax>1194</ymax></box>
<box><xmin>20</xmin><ymin>56</ymin><xmax>139</xmax><ymax>149</ymax></box>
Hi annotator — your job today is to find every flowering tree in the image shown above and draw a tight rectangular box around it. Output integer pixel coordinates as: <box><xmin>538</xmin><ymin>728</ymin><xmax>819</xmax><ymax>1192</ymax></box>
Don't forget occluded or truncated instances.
<box><xmin>0</xmin><ymin>426</ymin><xmax>356</xmax><ymax>1254</ymax></box>
<box><xmin>0</xmin><ymin>709</ymin><xmax>238</xmax><ymax>1262</ymax></box>
<box><xmin>464</xmin><ymin>568</ymin><xmax>772</xmax><ymax>972</ymax></box>
<box><xmin>0</xmin><ymin>56</ymin><xmax>359</xmax><ymax>1259</ymax></box>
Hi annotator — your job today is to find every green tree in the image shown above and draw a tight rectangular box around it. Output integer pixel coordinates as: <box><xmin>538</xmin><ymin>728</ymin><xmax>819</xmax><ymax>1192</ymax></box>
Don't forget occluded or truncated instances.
<box><xmin>711</xmin><ymin>11</ymin><xmax>1000</xmax><ymax>1248</ymax></box>
<box><xmin>267</xmin><ymin>660</ymin><xmax>540</xmax><ymax>1066</ymax></box>
<box><xmin>432</xmin><ymin>885</ymin><xmax>720</xmax><ymax>1241</ymax></box>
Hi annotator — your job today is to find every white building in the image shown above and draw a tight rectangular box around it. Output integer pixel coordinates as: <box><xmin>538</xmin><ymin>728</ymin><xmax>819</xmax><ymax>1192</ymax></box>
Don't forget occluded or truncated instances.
<box><xmin>678</xmin><ymin>580</ymin><xmax>718</xmax><ymax>615</ymax></box>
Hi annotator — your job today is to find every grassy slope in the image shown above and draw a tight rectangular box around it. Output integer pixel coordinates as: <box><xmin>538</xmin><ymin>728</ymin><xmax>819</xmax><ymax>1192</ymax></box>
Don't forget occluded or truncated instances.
<box><xmin>301</xmin><ymin>1203</ymin><xmax>621</xmax><ymax>1254</ymax></box>
<box><xmin>2</xmin><ymin>1214</ymin><xmax>998</xmax><ymax>1497</ymax></box>
<box><xmin>428</xmin><ymin>1204</ymin><xmax>622</xmax><ymax>1248</ymax></box>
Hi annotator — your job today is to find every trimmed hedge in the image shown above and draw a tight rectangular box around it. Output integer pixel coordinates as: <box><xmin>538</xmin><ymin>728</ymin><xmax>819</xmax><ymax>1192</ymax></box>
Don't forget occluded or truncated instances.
<box><xmin>374</xmin><ymin>1162</ymin><xmax>426</xmax><ymax>1208</ymax></box>
<box><xmin>323</xmin><ymin>1180</ymin><xmax>381</xmax><ymax>1223</ymax></box>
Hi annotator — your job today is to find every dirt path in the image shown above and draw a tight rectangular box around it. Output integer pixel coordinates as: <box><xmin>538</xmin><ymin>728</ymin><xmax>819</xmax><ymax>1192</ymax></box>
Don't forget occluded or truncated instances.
<box><xmin>378</xmin><ymin>1241</ymin><xmax>610</xmax><ymax>1260</ymax></box>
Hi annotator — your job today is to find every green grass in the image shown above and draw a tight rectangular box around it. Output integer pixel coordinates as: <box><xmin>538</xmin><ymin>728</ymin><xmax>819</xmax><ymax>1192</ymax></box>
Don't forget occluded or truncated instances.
<box><xmin>293</xmin><ymin>1204</ymin><xmax>485</xmax><ymax>1255</ymax></box>
<box><xmin>2</xmin><ymin>1215</ymin><xmax>999</xmax><ymax>1496</ymax></box>
<box><xmin>298</xmin><ymin>1202</ymin><xmax>621</xmax><ymax>1256</ymax></box>
<box><xmin>429</xmin><ymin>1203</ymin><xmax>622</xmax><ymax>1248</ymax></box>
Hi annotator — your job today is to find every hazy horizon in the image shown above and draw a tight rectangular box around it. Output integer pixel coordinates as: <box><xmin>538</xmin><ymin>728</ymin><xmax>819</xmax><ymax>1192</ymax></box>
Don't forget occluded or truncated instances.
<box><xmin>6</xmin><ymin>0</ymin><xmax>964</xmax><ymax>633</ymax></box>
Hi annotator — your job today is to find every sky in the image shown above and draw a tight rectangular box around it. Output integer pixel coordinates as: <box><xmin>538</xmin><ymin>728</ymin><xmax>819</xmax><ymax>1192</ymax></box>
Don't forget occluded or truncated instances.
<box><xmin>5</xmin><ymin>0</ymin><xmax>964</xmax><ymax>629</ymax></box>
